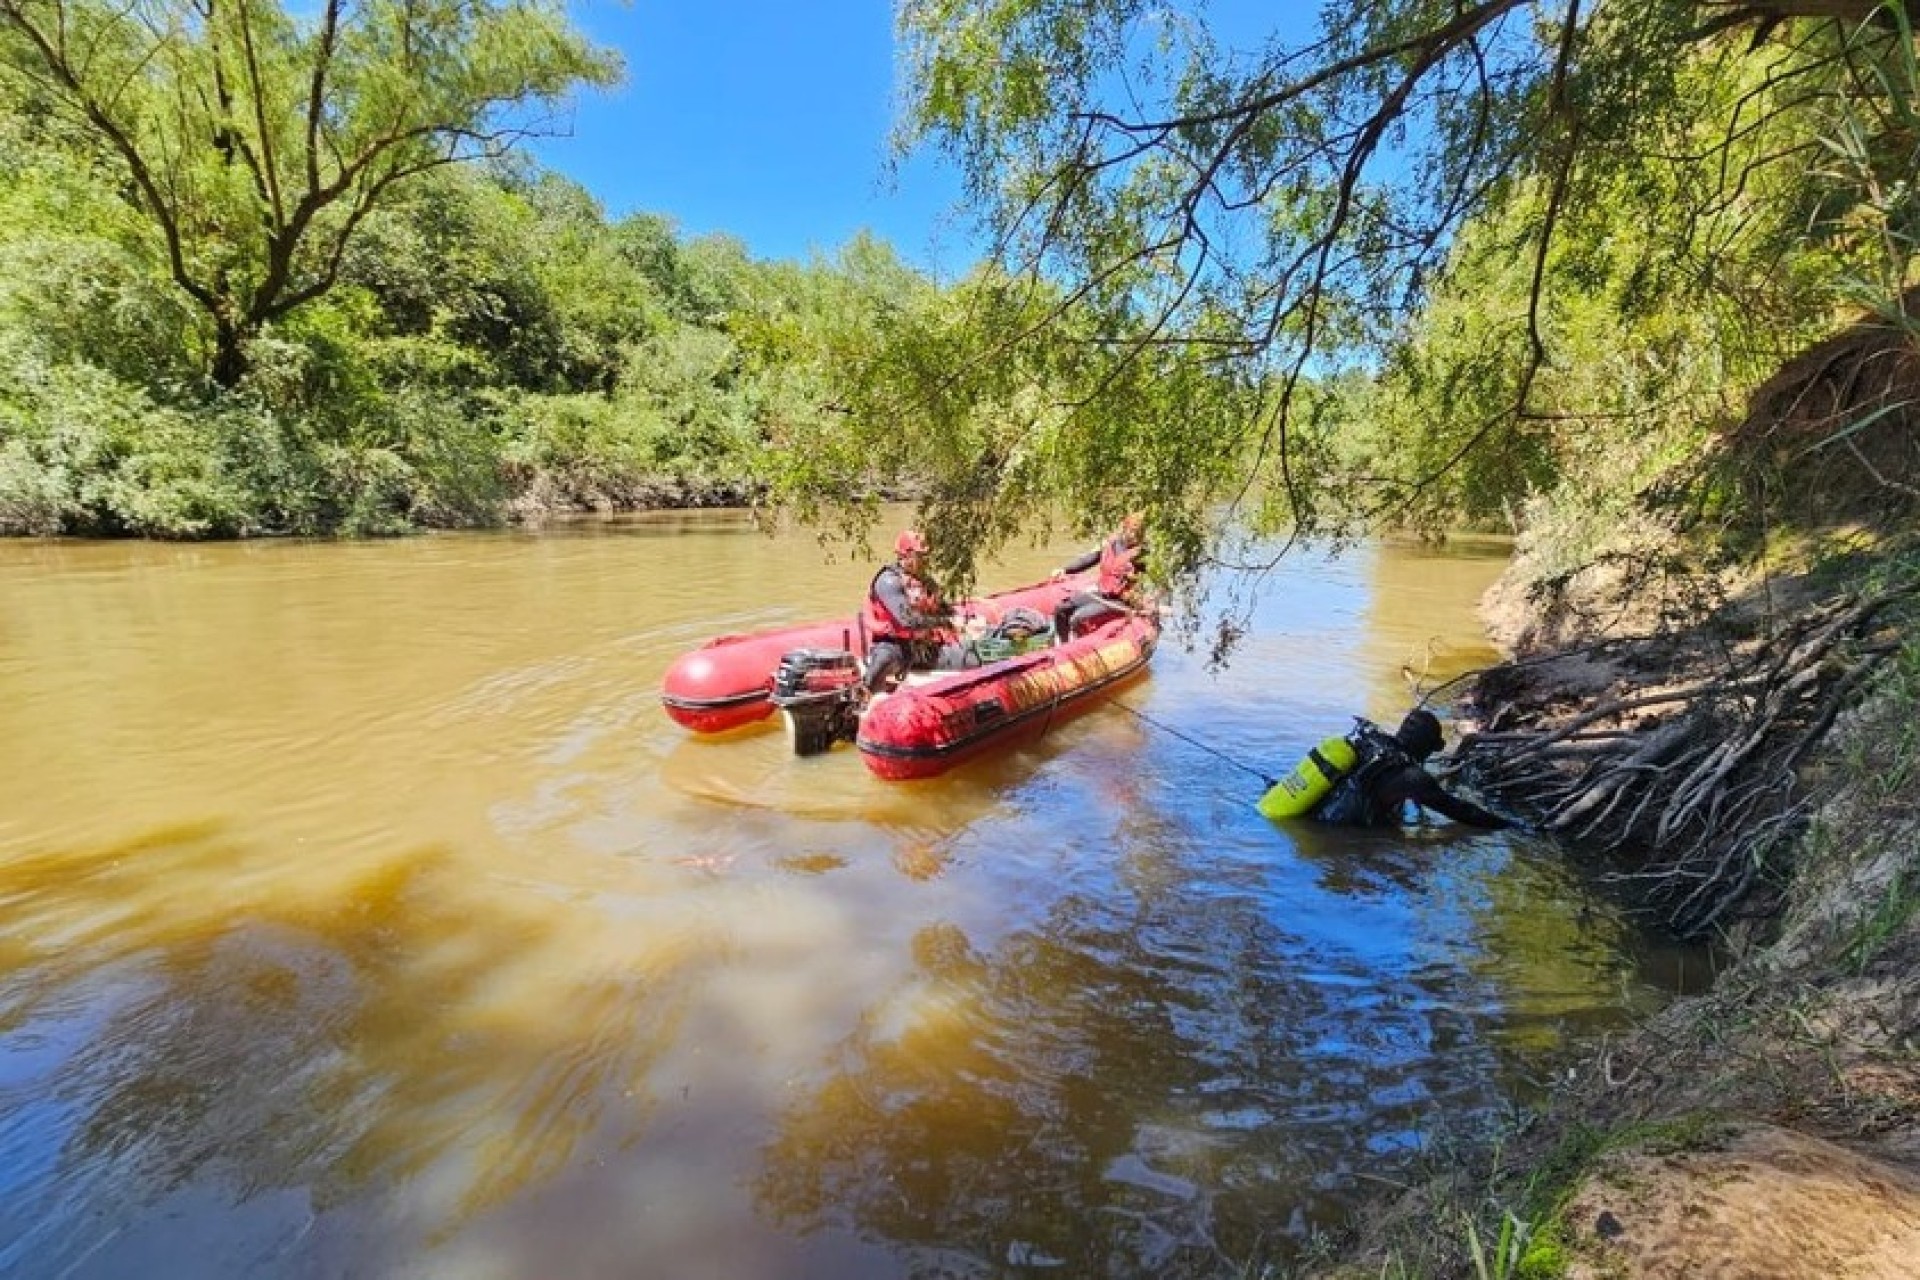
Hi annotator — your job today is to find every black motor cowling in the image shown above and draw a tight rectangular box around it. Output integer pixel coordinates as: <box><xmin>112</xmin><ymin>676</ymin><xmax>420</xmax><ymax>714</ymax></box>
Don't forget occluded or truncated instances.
<box><xmin>769</xmin><ymin>648</ymin><xmax>861</xmax><ymax>756</ymax></box>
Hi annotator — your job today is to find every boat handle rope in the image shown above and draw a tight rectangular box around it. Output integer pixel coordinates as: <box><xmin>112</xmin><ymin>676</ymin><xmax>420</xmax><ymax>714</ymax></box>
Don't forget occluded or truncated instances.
<box><xmin>1108</xmin><ymin>698</ymin><xmax>1279</xmax><ymax>789</ymax></box>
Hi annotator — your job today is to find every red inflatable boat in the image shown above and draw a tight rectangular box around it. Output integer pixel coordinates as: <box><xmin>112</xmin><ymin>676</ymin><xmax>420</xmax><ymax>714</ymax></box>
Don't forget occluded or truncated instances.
<box><xmin>660</xmin><ymin>575</ymin><xmax>1079</xmax><ymax>734</ymax></box>
<box><xmin>855</xmin><ymin>610</ymin><xmax>1159</xmax><ymax>779</ymax></box>
<box><xmin>660</xmin><ymin>573</ymin><xmax>1160</xmax><ymax>778</ymax></box>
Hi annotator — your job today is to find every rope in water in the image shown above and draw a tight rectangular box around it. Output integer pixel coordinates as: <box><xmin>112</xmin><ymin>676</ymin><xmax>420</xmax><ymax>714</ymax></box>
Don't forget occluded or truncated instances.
<box><xmin>1108</xmin><ymin>698</ymin><xmax>1278</xmax><ymax>788</ymax></box>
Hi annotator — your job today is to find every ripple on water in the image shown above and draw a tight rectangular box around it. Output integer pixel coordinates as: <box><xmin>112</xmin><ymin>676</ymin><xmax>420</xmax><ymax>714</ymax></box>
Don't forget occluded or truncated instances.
<box><xmin>0</xmin><ymin>526</ymin><xmax>1706</xmax><ymax>1280</ymax></box>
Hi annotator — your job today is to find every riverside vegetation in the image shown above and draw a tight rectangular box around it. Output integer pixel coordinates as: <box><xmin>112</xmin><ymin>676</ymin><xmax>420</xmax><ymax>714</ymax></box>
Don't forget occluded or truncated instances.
<box><xmin>0</xmin><ymin>0</ymin><xmax>1013</xmax><ymax>538</ymax></box>
<box><xmin>1311</xmin><ymin>309</ymin><xmax>1920</xmax><ymax>1277</ymax></box>
<box><xmin>9</xmin><ymin>0</ymin><xmax>1920</xmax><ymax>1275</ymax></box>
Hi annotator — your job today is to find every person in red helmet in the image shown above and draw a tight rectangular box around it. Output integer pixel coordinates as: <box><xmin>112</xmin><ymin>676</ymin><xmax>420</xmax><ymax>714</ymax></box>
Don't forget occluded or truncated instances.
<box><xmin>1050</xmin><ymin>512</ymin><xmax>1150</xmax><ymax>644</ymax></box>
<box><xmin>861</xmin><ymin>529</ymin><xmax>966</xmax><ymax>693</ymax></box>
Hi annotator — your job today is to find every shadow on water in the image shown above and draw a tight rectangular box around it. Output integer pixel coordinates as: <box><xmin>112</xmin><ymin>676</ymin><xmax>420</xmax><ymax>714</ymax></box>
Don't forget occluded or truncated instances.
<box><xmin>735</xmin><ymin>777</ymin><xmax>1685</xmax><ymax>1277</ymax></box>
<box><xmin>1281</xmin><ymin>818</ymin><xmax>1499</xmax><ymax>898</ymax></box>
<box><xmin>654</xmin><ymin>681</ymin><xmax>1164</xmax><ymax>825</ymax></box>
<box><xmin>0</xmin><ymin>822</ymin><xmax>746</xmax><ymax>1277</ymax></box>
<box><xmin>0</xmin><ymin>526</ymin><xmax>1712</xmax><ymax>1280</ymax></box>
<box><xmin>746</xmin><ymin>832</ymin><xmax>1509</xmax><ymax>1277</ymax></box>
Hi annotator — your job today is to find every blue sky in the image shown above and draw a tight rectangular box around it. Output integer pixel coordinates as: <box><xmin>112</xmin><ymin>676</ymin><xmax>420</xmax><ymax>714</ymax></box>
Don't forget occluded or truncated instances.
<box><xmin>534</xmin><ymin>1</ymin><xmax>972</xmax><ymax>273</ymax></box>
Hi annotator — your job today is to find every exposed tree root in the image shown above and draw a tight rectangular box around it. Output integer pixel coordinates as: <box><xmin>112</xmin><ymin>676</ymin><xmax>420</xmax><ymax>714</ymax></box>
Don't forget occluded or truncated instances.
<box><xmin>1452</xmin><ymin>575</ymin><xmax>1920</xmax><ymax>940</ymax></box>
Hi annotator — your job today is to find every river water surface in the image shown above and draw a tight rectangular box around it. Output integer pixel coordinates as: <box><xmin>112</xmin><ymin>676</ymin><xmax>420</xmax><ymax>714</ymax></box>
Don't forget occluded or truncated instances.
<box><xmin>0</xmin><ymin>515</ymin><xmax>1702</xmax><ymax>1278</ymax></box>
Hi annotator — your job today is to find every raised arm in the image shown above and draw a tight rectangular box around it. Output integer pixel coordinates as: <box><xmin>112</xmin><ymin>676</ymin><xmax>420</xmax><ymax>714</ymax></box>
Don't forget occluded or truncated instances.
<box><xmin>1059</xmin><ymin>546</ymin><xmax>1100</xmax><ymax>575</ymax></box>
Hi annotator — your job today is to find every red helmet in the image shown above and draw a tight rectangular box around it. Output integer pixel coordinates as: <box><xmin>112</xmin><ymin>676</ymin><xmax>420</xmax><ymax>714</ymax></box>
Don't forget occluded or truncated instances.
<box><xmin>895</xmin><ymin>529</ymin><xmax>928</xmax><ymax>558</ymax></box>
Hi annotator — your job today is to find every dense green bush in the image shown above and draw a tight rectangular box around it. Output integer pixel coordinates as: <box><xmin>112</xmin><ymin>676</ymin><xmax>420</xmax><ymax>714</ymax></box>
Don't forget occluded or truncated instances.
<box><xmin>0</xmin><ymin>111</ymin><xmax>924</xmax><ymax>537</ymax></box>
<box><xmin>0</xmin><ymin>339</ymin><xmax>270</xmax><ymax>537</ymax></box>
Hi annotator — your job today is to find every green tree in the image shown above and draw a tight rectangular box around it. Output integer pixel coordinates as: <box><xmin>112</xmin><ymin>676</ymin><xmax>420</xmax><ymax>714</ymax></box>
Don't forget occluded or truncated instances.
<box><xmin>892</xmin><ymin>0</ymin><xmax>1918</xmax><ymax>546</ymax></box>
<box><xmin>0</xmin><ymin>0</ymin><xmax>619</xmax><ymax>387</ymax></box>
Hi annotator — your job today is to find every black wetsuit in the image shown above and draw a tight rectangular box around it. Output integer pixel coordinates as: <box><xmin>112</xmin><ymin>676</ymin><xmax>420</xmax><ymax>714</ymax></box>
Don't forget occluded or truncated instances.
<box><xmin>1312</xmin><ymin>734</ymin><xmax>1509</xmax><ymax>829</ymax></box>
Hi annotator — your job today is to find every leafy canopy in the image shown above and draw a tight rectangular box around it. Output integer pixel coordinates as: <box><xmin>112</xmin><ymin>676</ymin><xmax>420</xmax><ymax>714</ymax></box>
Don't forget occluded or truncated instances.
<box><xmin>0</xmin><ymin>0</ymin><xmax>619</xmax><ymax>385</ymax></box>
<box><xmin>878</xmin><ymin>0</ymin><xmax>1920</xmax><ymax>568</ymax></box>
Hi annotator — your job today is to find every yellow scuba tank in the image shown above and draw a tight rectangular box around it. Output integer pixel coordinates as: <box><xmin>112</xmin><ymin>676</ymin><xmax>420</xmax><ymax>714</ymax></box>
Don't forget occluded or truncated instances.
<box><xmin>1257</xmin><ymin>733</ymin><xmax>1359</xmax><ymax>819</ymax></box>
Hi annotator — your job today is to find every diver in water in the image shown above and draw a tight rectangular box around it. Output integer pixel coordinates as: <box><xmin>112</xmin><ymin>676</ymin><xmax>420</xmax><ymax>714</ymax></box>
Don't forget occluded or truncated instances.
<box><xmin>1258</xmin><ymin>708</ymin><xmax>1510</xmax><ymax>829</ymax></box>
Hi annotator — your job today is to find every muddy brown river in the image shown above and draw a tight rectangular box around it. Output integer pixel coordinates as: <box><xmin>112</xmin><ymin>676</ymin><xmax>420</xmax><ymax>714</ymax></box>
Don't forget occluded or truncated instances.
<box><xmin>0</xmin><ymin>514</ymin><xmax>1704</xmax><ymax>1278</ymax></box>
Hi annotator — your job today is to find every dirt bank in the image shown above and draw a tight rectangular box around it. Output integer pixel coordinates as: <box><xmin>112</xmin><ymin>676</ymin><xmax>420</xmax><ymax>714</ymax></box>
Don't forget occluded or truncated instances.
<box><xmin>1318</xmin><ymin>301</ymin><xmax>1920</xmax><ymax>1278</ymax></box>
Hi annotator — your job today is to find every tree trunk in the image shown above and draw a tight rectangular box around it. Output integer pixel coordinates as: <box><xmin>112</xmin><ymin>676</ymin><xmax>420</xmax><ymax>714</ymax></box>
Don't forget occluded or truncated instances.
<box><xmin>210</xmin><ymin>316</ymin><xmax>249</xmax><ymax>389</ymax></box>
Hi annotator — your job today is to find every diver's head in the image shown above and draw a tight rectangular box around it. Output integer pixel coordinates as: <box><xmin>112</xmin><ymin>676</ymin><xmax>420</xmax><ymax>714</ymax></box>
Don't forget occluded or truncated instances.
<box><xmin>1395</xmin><ymin>708</ymin><xmax>1445</xmax><ymax>761</ymax></box>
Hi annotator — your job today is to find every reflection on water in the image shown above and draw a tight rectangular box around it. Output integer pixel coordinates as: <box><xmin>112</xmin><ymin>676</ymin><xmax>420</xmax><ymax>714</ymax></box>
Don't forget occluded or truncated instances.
<box><xmin>0</xmin><ymin>516</ymin><xmax>1704</xmax><ymax>1279</ymax></box>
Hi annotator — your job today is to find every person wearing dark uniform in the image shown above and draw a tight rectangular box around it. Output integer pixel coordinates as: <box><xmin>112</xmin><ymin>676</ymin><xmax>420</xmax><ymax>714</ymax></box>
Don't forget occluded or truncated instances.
<box><xmin>862</xmin><ymin>529</ymin><xmax>966</xmax><ymax>693</ymax></box>
<box><xmin>1262</xmin><ymin>708</ymin><xmax>1510</xmax><ymax>829</ymax></box>
<box><xmin>1313</xmin><ymin>709</ymin><xmax>1508</xmax><ymax>828</ymax></box>
<box><xmin>1051</xmin><ymin>512</ymin><xmax>1149</xmax><ymax>644</ymax></box>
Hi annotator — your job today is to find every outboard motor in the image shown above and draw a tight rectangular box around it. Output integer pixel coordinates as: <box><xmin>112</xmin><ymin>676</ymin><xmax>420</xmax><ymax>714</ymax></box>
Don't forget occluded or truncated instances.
<box><xmin>768</xmin><ymin>647</ymin><xmax>861</xmax><ymax>756</ymax></box>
